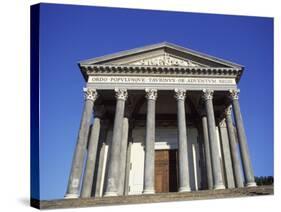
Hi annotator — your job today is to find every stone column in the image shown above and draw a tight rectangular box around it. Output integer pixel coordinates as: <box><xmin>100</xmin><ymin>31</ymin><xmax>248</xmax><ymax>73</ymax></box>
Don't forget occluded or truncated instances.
<box><xmin>93</xmin><ymin>120</ymin><xmax>109</xmax><ymax>197</ymax></box>
<box><xmin>104</xmin><ymin>88</ymin><xmax>128</xmax><ymax>196</ymax></box>
<box><xmin>219</xmin><ymin>119</ymin><xmax>235</xmax><ymax>188</ymax></box>
<box><xmin>198</xmin><ymin>135</ymin><xmax>207</xmax><ymax>190</ymax></box>
<box><xmin>174</xmin><ymin>89</ymin><xmax>191</xmax><ymax>192</ymax></box>
<box><xmin>225</xmin><ymin>106</ymin><xmax>244</xmax><ymax>188</ymax></box>
<box><xmin>229</xmin><ymin>89</ymin><xmax>256</xmax><ymax>187</ymax></box>
<box><xmin>202</xmin><ymin>89</ymin><xmax>225</xmax><ymax>190</ymax></box>
<box><xmin>143</xmin><ymin>88</ymin><xmax>157</xmax><ymax>194</ymax></box>
<box><xmin>118</xmin><ymin>117</ymin><xmax>129</xmax><ymax>195</ymax></box>
<box><xmin>201</xmin><ymin>114</ymin><xmax>213</xmax><ymax>190</ymax></box>
<box><xmin>80</xmin><ymin>117</ymin><xmax>100</xmax><ymax>198</ymax></box>
<box><xmin>65</xmin><ymin>88</ymin><xmax>98</xmax><ymax>198</ymax></box>
<box><xmin>80</xmin><ymin>106</ymin><xmax>105</xmax><ymax>198</ymax></box>
<box><xmin>93</xmin><ymin>119</ymin><xmax>110</xmax><ymax>197</ymax></box>
<box><xmin>124</xmin><ymin>131</ymin><xmax>133</xmax><ymax>195</ymax></box>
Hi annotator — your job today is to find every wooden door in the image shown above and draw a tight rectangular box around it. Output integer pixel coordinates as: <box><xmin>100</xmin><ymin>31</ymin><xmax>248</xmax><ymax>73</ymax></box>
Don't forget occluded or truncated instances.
<box><xmin>155</xmin><ymin>150</ymin><xmax>178</xmax><ymax>193</ymax></box>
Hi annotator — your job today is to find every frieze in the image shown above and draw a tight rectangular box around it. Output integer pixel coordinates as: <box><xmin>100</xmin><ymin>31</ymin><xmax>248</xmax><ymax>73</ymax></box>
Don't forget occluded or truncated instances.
<box><xmin>88</xmin><ymin>76</ymin><xmax>236</xmax><ymax>85</ymax></box>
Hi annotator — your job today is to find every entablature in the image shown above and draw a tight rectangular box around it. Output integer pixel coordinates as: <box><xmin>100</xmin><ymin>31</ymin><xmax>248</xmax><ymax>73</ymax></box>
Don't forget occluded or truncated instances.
<box><xmin>81</xmin><ymin>64</ymin><xmax>242</xmax><ymax>82</ymax></box>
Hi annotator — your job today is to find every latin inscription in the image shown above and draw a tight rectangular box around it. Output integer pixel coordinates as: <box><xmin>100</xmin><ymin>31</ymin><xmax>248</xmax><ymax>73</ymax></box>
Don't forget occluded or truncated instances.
<box><xmin>88</xmin><ymin>76</ymin><xmax>236</xmax><ymax>85</ymax></box>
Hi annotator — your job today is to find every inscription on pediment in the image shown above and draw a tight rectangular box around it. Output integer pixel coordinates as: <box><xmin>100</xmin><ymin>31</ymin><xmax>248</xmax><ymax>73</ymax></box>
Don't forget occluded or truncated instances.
<box><xmin>129</xmin><ymin>53</ymin><xmax>200</xmax><ymax>67</ymax></box>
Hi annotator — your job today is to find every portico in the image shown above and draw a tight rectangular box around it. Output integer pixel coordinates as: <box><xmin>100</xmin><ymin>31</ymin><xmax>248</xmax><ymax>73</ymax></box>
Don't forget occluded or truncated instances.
<box><xmin>65</xmin><ymin>42</ymin><xmax>256</xmax><ymax>199</ymax></box>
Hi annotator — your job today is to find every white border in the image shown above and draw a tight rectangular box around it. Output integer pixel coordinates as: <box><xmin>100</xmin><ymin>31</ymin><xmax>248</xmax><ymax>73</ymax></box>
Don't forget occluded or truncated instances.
<box><xmin>0</xmin><ymin>0</ymin><xmax>279</xmax><ymax>211</ymax></box>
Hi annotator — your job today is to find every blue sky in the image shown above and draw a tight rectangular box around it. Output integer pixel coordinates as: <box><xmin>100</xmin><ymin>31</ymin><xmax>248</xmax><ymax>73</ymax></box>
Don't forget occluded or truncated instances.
<box><xmin>37</xmin><ymin>3</ymin><xmax>273</xmax><ymax>200</ymax></box>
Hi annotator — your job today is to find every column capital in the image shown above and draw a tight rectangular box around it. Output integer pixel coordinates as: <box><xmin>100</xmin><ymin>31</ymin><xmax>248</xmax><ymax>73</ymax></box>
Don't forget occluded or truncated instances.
<box><xmin>229</xmin><ymin>89</ymin><xmax>240</xmax><ymax>100</ymax></box>
<box><xmin>202</xmin><ymin>89</ymin><xmax>214</xmax><ymax>101</ymax></box>
<box><xmin>114</xmin><ymin>88</ymin><xmax>128</xmax><ymax>101</ymax></box>
<box><xmin>225</xmin><ymin>105</ymin><xmax>233</xmax><ymax>116</ymax></box>
<box><xmin>83</xmin><ymin>88</ymin><xmax>98</xmax><ymax>102</ymax></box>
<box><xmin>174</xmin><ymin>88</ymin><xmax>186</xmax><ymax>101</ymax></box>
<box><xmin>145</xmin><ymin>88</ymin><xmax>158</xmax><ymax>100</ymax></box>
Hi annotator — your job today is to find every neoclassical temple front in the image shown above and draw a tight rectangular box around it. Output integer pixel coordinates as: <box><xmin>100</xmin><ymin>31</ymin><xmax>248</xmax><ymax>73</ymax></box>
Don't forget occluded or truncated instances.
<box><xmin>65</xmin><ymin>42</ymin><xmax>256</xmax><ymax>199</ymax></box>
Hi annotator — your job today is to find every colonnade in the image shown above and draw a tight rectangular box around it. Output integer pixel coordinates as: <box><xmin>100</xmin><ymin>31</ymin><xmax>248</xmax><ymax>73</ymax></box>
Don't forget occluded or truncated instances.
<box><xmin>65</xmin><ymin>88</ymin><xmax>256</xmax><ymax>198</ymax></box>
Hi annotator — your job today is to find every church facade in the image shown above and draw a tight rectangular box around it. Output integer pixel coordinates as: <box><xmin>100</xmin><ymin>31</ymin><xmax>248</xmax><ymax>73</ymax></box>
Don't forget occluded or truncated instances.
<box><xmin>64</xmin><ymin>42</ymin><xmax>256</xmax><ymax>199</ymax></box>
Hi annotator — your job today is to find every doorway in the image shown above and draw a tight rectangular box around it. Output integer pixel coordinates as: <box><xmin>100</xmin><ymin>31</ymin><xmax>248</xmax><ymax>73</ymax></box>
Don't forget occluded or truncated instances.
<box><xmin>155</xmin><ymin>149</ymin><xmax>178</xmax><ymax>193</ymax></box>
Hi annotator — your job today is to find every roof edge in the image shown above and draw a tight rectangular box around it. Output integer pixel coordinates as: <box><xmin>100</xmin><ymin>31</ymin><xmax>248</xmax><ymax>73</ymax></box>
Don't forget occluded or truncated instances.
<box><xmin>78</xmin><ymin>42</ymin><xmax>244</xmax><ymax>69</ymax></box>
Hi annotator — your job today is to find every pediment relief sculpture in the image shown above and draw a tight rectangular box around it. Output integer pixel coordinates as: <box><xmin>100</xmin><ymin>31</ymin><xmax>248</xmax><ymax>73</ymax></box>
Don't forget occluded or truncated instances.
<box><xmin>129</xmin><ymin>54</ymin><xmax>200</xmax><ymax>67</ymax></box>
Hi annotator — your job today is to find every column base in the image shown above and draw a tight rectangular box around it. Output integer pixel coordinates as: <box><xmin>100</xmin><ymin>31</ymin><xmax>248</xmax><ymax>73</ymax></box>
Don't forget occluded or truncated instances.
<box><xmin>246</xmin><ymin>182</ymin><xmax>257</xmax><ymax>187</ymax></box>
<box><xmin>143</xmin><ymin>189</ymin><xmax>155</xmax><ymax>194</ymax></box>
<box><xmin>214</xmin><ymin>184</ymin><xmax>225</xmax><ymax>190</ymax></box>
<box><xmin>178</xmin><ymin>186</ymin><xmax>191</xmax><ymax>192</ymax></box>
<box><xmin>104</xmin><ymin>191</ymin><xmax>118</xmax><ymax>197</ymax></box>
<box><xmin>64</xmin><ymin>193</ymin><xmax>79</xmax><ymax>199</ymax></box>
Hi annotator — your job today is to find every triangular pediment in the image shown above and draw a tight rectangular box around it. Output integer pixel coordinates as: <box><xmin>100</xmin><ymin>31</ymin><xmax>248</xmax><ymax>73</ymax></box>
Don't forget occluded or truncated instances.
<box><xmin>79</xmin><ymin>42</ymin><xmax>243</xmax><ymax>69</ymax></box>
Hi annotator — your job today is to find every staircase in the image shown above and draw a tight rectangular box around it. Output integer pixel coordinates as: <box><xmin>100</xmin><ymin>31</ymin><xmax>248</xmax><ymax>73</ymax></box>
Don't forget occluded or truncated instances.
<box><xmin>32</xmin><ymin>185</ymin><xmax>273</xmax><ymax>209</ymax></box>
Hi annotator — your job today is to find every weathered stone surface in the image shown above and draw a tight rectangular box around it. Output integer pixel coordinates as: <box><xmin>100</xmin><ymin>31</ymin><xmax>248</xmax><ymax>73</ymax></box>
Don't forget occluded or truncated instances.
<box><xmin>81</xmin><ymin>117</ymin><xmax>101</xmax><ymax>198</ymax></box>
<box><xmin>219</xmin><ymin>119</ymin><xmax>235</xmax><ymax>189</ymax></box>
<box><xmin>104</xmin><ymin>89</ymin><xmax>128</xmax><ymax>196</ymax></box>
<box><xmin>118</xmin><ymin>117</ymin><xmax>129</xmax><ymax>195</ymax></box>
<box><xmin>143</xmin><ymin>89</ymin><xmax>157</xmax><ymax>194</ymax></box>
<box><xmin>203</xmin><ymin>89</ymin><xmax>225</xmax><ymax>190</ymax></box>
<box><xmin>175</xmin><ymin>89</ymin><xmax>191</xmax><ymax>192</ymax></box>
<box><xmin>201</xmin><ymin>115</ymin><xmax>213</xmax><ymax>189</ymax></box>
<box><xmin>34</xmin><ymin>185</ymin><xmax>273</xmax><ymax>210</ymax></box>
<box><xmin>225</xmin><ymin>106</ymin><xmax>244</xmax><ymax>188</ymax></box>
<box><xmin>229</xmin><ymin>89</ymin><xmax>256</xmax><ymax>187</ymax></box>
<box><xmin>65</xmin><ymin>88</ymin><xmax>98</xmax><ymax>198</ymax></box>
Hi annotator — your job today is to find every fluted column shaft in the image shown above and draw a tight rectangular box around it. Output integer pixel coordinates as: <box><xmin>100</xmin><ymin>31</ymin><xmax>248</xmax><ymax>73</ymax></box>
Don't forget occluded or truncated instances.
<box><xmin>104</xmin><ymin>88</ymin><xmax>128</xmax><ymax>196</ymax></box>
<box><xmin>203</xmin><ymin>89</ymin><xmax>225</xmax><ymax>190</ymax></box>
<box><xmin>175</xmin><ymin>89</ymin><xmax>191</xmax><ymax>192</ymax></box>
<box><xmin>201</xmin><ymin>115</ymin><xmax>213</xmax><ymax>190</ymax></box>
<box><xmin>229</xmin><ymin>90</ymin><xmax>256</xmax><ymax>187</ymax></box>
<box><xmin>225</xmin><ymin>106</ymin><xmax>244</xmax><ymax>188</ymax></box>
<box><xmin>65</xmin><ymin>88</ymin><xmax>98</xmax><ymax>198</ymax></box>
<box><xmin>143</xmin><ymin>89</ymin><xmax>157</xmax><ymax>194</ymax></box>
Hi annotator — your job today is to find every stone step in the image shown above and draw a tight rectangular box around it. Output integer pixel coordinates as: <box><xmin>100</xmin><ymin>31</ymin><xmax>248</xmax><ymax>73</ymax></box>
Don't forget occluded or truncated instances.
<box><xmin>31</xmin><ymin>185</ymin><xmax>273</xmax><ymax>210</ymax></box>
